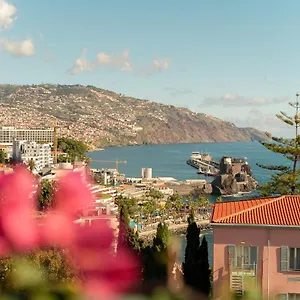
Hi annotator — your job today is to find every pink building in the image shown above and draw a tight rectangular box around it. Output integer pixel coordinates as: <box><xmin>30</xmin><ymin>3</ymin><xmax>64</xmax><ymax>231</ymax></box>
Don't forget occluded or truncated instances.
<box><xmin>211</xmin><ymin>195</ymin><xmax>300</xmax><ymax>300</ymax></box>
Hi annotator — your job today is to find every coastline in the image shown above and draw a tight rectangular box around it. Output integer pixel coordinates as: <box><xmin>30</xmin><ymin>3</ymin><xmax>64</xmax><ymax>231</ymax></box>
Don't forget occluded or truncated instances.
<box><xmin>91</xmin><ymin>140</ymin><xmax>264</xmax><ymax>150</ymax></box>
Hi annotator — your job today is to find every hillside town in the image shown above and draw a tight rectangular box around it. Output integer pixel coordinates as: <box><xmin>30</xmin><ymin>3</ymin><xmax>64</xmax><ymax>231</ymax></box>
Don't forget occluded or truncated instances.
<box><xmin>0</xmin><ymin>84</ymin><xmax>270</xmax><ymax>148</ymax></box>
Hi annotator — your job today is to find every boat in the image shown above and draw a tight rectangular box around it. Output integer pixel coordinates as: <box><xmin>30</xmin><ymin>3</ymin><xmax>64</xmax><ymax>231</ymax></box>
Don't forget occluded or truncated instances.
<box><xmin>237</xmin><ymin>191</ymin><xmax>252</xmax><ymax>195</ymax></box>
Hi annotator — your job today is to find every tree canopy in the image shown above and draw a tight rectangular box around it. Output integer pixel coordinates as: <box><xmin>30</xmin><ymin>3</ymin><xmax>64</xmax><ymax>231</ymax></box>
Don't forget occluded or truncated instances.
<box><xmin>258</xmin><ymin>99</ymin><xmax>300</xmax><ymax>195</ymax></box>
<box><xmin>146</xmin><ymin>189</ymin><xmax>164</xmax><ymax>200</ymax></box>
<box><xmin>0</xmin><ymin>150</ymin><xmax>6</xmax><ymax>164</ymax></box>
<box><xmin>117</xmin><ymin>205</ymin><xmax>141</xmax><ymax>252</ymax></box>
<box><xmin>38</xmin><ymin>179</ymin><xmax>54</xmax><ymax>211</ymax></box>
<box><xmin>57</xmin><ymin>137</ymin><xmax>88</xmax><ymax>163</ymax></box>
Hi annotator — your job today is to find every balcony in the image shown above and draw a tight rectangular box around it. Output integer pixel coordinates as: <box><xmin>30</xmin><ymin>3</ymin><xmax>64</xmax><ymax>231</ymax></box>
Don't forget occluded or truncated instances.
<box><xmin>230</xmin><ymin>264</ymin><xmax>258</xmax><ymax>297</ymax></box>
<box><xmin>230</xmin><ymin>264</ymin><xmax>257</xmax><ymax>277</ymax></box>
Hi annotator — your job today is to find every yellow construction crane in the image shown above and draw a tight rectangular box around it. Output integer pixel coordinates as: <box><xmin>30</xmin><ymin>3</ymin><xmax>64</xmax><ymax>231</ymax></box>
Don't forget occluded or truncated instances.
<box><xmin>89</xmin><ymin>160</ymin><xmax>127</xmax><ymax>172</ymax></box>
<box><xmin>52</xmin><ymin>119</ymin><xmax>71</xmax><ymax>164</ymax></box>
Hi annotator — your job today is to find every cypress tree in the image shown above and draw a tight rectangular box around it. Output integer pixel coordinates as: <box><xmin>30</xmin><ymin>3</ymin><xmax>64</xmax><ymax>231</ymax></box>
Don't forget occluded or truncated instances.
<box><xmin>258</xmin><ymin>96</ymin><xmax>300</xmax><ymax>195</ymax></box>
<box><xmin>199</xmin><ymin>236</ymin><xmax>211</xmax><ymax>295</ymax></box>
<box><xmin>183</xmin><ymin>222</ymin><xmax>211</xmax><ymax>296</ymax></box>
<box><xmin>183</xmin><ymin>221</ymin><xmax>202</xmax><ymax>291</ymax></box>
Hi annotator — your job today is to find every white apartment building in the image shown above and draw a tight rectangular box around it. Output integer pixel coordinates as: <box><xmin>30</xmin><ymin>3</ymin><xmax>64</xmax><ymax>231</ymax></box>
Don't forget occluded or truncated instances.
<box><xmin>13</xmin><ymin>140</ymin><xmax>53</xmax><ymax>172</ymax></box>
<box><xmin>0</xmin><ymin>127</ymin><xmax>54</xmax><ymax>145</ymax></box>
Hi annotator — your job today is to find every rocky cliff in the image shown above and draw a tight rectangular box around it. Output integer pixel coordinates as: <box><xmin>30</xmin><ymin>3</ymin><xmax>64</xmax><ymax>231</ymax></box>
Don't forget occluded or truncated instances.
<box><xmin>0</xmin><ymin>84</ymin><xmax>270</xmax><ymax>147</ymax></box>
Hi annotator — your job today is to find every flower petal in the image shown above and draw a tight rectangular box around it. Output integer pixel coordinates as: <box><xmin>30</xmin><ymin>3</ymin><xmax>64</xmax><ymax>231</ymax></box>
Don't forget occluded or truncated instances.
<box><xmin>54</xmin><ymin>172</ymin><xmax>94</xmax><ymax>216</ymax></box>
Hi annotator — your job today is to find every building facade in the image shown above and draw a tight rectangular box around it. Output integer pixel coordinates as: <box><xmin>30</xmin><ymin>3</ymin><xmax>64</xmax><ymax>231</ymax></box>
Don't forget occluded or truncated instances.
<box><xmin>0</xmin><ymin>127</ymin><xmax>54</xmax><ymax>145</ymax></box>
<box><xmin>13</xmin><ymin>140</ymin><xmax>53</xmax><ymax>172</ymax></box>
<box><xmin>211</xmin><ymin>196</ymin><xmax>300</xmax><ymax>299</ymax></box>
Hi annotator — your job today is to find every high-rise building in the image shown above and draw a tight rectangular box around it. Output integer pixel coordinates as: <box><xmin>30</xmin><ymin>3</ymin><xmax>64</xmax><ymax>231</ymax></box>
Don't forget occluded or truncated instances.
<box><xmin>13</xmin><ymin>140</ymin><xmax>53</xmax><ymax>172</ymax></box>
<box><xmin>0</xmin><ymin>127</ymin><xmax>54</xmax><ymax>145</ymax></box>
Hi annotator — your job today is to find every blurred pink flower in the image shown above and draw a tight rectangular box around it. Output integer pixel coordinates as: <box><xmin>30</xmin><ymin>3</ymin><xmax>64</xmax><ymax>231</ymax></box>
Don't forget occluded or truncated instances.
<box><xmin>39</xmin><ymin>211</ymin><xmax>75</xmax><ymax>247</ymax></box>
<box><xmin>53</xmin><ymin>172</ymin><xmax>94</xmax><ymax>217</ymax></box>
<box><xmin>0</xmin><ymin>167</ymin><xmax>38</xmax><ymax>253</ymax></box>
<box><xmin>70</xmin><ymin>220</ymin><xmax>140</xmax><ymax>299</ymax></box>
<box><xmin>40</xmin><ymin>171</ymin><xmax>94</xmax><ymax>246</ymax></box>
<box><xmin>0</xmin><ymin>166</ymin><xmax>140</xmax><ymax>298</ymax></box>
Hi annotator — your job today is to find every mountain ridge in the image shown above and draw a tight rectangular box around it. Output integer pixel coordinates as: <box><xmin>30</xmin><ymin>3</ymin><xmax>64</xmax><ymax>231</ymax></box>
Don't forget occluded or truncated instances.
<box><xmin>0</xmin><ymin>84</ymin><xmax>270</xmax><ymax>147</ymax></box>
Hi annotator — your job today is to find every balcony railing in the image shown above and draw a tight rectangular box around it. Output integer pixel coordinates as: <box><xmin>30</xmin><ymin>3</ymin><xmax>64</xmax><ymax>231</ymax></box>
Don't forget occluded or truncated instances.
<box><xmin>230</xmin><ymin>263</ymin><xmax>257</xmax><ymax>277</ymax></box>
<box><xmin>230</xmin><ymin>264</ymin><xmax>258</xmax><ymax>298</ymax></box>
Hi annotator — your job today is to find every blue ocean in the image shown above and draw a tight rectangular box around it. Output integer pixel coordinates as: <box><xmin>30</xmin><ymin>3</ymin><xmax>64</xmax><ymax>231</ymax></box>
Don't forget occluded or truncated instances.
<box><xmin>87</xmin><ymin>141</ymin><xmax>288</xmax><ymax>265</ymax></box>
<box><xmin>88</xmin><ymin>141</ymin><xmax>288</xmax><ymax>185</ymax></box>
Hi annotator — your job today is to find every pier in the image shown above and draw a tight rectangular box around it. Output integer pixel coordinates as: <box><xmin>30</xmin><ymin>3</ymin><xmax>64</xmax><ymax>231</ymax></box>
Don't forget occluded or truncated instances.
<box><xmin>187</xmin><ymin>158</ymin><xmax>219</xmax><ymax>170</ymax></box>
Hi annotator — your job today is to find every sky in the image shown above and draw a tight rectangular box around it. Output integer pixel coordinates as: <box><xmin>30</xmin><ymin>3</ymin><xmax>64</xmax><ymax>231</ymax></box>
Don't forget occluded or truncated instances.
<box><xmin>1</xmin><ymin>0</ymin><xmax>300</xmax><ymax>136</ymax></box>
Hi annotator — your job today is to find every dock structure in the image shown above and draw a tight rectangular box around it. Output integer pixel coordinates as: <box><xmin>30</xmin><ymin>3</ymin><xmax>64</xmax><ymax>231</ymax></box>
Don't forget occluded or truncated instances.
<box><xmin>187</xmin><ymin>158</ymin><xmax>219</xmax><ymax>170</ymax></box>
<box><xmin>186</xmin><ymin>152</ymin><xmax>220</xmax><ymax>176</ymax></box>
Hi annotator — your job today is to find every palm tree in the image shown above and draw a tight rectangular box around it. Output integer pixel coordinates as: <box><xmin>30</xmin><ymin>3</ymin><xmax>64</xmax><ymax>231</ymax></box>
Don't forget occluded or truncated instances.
<box><xmin>143</xmin><ymin>199</ymin><xmax>156</xmax><ymax>224</ymax></box>
<box><xmin>197</xmin><ymin>195</ymin><xmax>211</xmax><ymax>213</ymax></box>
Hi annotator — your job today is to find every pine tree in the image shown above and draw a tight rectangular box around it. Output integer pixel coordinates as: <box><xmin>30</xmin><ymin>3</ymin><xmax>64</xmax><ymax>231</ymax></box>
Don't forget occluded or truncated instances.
<box><xmin>117</xmin><ymin>205</ymin><xmax>141</xmax><ymax>253</ymax></box>
<box><xmin>258</xmin><ymin>95</ymin><xmax>300</xmax><ymax>195</ymax></box>
<box><xmin>199</xmin><ymin>236</ymin><xmax>211</xmax><ymax>295</ymax></box>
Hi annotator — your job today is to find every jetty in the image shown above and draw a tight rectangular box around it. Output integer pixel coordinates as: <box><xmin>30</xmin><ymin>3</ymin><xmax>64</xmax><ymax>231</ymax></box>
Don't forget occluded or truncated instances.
<box><xmin>186</xmin><ymin>152</ymin><xmax>220</xmax><ymax>176</ymax></box>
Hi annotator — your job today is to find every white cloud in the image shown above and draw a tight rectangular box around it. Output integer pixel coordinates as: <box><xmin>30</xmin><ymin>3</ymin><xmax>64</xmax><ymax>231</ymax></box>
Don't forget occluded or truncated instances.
<box><xmin>0</xmin><ymin>0</ymin><xmax>16</xmax><ymax>29</ymax></box>
<box><xmin>139</xmin><ymin>58</ymin><xmax>171</xmax><ymax>75</ymax></box>
<box><xmin>152</xmin><ymin>58</ymin><xmax>170</xmax><ymax>71</ymax></box>
<box><xmin>225</xmin><ymin>108</ymin><xmax>294</xmax><ymax>137</ymax></box>
<box><xmin>96</xmin><ymin>49</ymin><xmax>133</xmax><ymax>72</ymax></box>
<box><xmin>68</xmin><ymin>48</ymin><xmax>94</xmax><ymax>75</ymax></box>
<box><xmin>0</xmin><ymin>38</ymin><xmax>34</xmax><ymax>56</ymax></box>
<box><xmin>200</xmin><ymin>93</ymin><xmax>288</xmax><ymax>107</ymax></box>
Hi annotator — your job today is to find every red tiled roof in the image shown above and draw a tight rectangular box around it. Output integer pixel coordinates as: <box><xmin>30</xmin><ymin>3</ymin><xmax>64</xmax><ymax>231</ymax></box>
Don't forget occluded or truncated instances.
<box><xmin>211</xmin><ymin>195</ymin><xmax>300</xmax><ymax>226</ymax></box>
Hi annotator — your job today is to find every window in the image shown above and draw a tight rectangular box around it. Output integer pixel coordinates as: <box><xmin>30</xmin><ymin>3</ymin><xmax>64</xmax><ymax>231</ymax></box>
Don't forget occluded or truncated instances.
<box><xmin>228</xmin><ymin>245</ymin><xmax>258</xmax><ymax>269</ymax></box>
<box><xmin>279</xmin><ymin>294</ymin><xmax>300</xmax><ymax>300</ymax></box>
<box><xmin>289</xmin><ymin>248</ymin><xmax>300</xmax><ymax>270</ymax></box>
<box><xmin>280</xmin><ymin>247</ymin><xmax>300</xmax><ymax>271</ymax></box>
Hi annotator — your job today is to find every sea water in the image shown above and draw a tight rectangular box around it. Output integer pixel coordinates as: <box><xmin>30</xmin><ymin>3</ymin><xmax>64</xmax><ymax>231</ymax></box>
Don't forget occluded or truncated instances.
<box><xmin>88</xmin><ymin>142</ymin><xmax>289</xmax><ymax>265</ymax></box>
